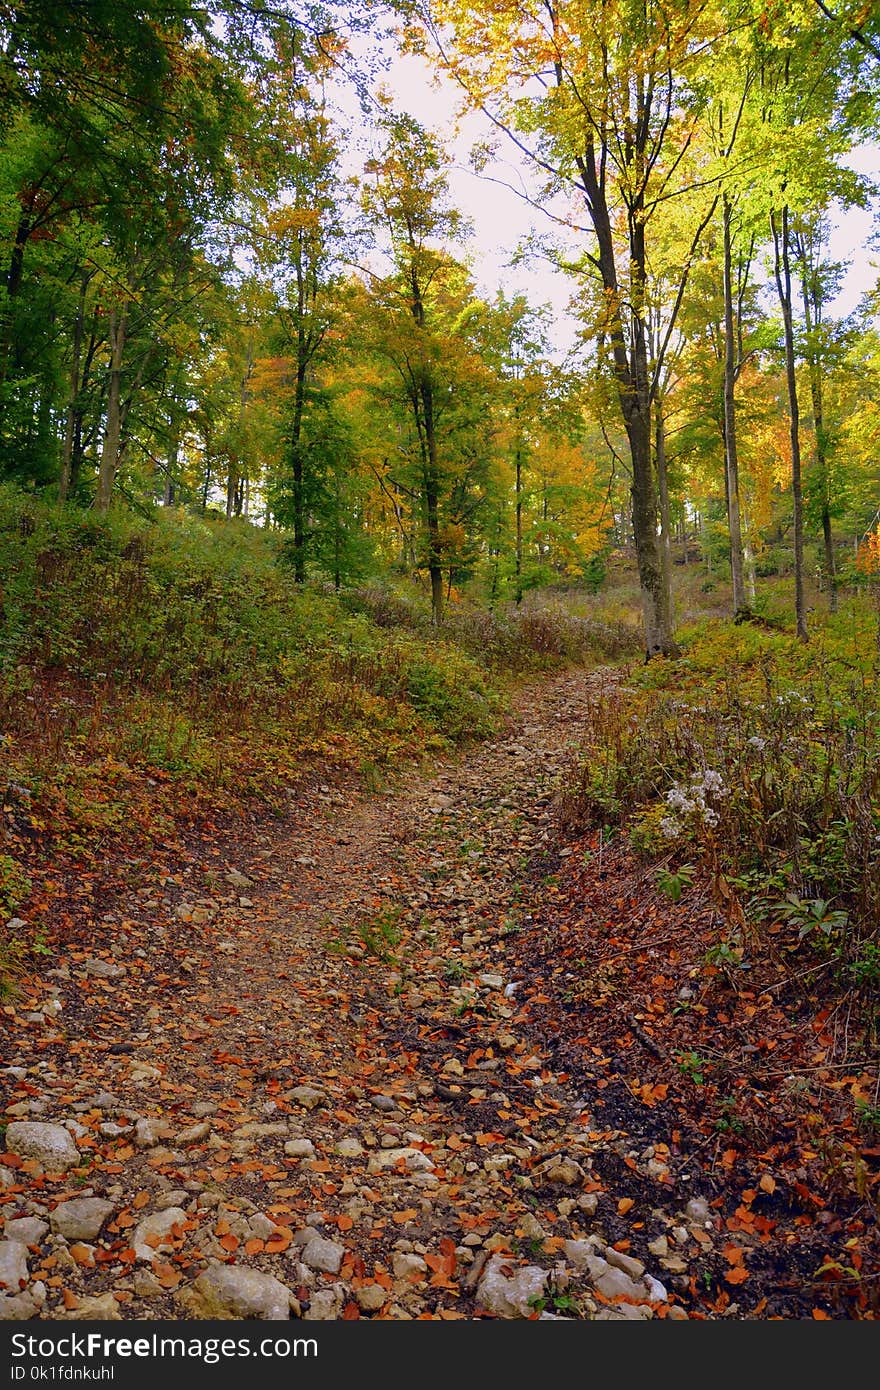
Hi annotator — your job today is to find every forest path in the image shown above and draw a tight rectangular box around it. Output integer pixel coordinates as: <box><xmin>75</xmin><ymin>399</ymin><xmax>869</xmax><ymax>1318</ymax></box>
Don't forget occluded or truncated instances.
<box><xmin>1</xmin><ymin>667</ymin><xmax>695</xmax><ymax>1321</ymax></box>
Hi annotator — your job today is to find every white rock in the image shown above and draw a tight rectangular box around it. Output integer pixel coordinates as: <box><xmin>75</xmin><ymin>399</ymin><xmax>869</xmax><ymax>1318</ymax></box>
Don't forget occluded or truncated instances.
<box><xmin>335</xmin><ymin>1137</ymin><xmax>363</xmax><ymax>1158</ymax></box>
<box><xmin>291</xmin><ymin>1087</ymin><xmax>326</xmax><ymax>1110</ymax></box>
<box><xmin>59</xmin><ymin>1293</ymin><xmax>122</xmax><ymax>1320</ymax></box>
<box><xmin>3</xmin><ymin>1218</ymin><xmax>47</xmax><ymax>1246</ymax></box>
<box><xmin>131</xmin><ymin>1207</ymin><xmax>187</xmax><ymax>1262</ymax></box>
<box><xmin>685</xmin><ymin>1196</ymin><xmax>712</xmax><ymax>1224</ymax></box>
<box><xmin>134</xmin><ymin>1117</ymin><xmax>168</xmax><ymax>1149</ymax></box>
<box><xmin>0</xmin><ymin>1240</ymin><xmax>28</xmax><ymax>1294</ymax></box>
<box><xmin>83</xmin><ymin>958</ymin><xmax>126</xmax><ymax>980</ymax></box>
<box><xmin>284</xmin><ymin>1138</ymin><xmax>316</xmax><ymax>1158</ymax></box>
<box><xmin>367</xmin><ymin>1147</ymin><xmax>434</xmax><ymax>1174</ymax></box>
<box><xmin>476</xmin><ymin>1255</ymin><xmax>547</xmax><ymax>1319</ymax></box>
<box><xmin>0</xmin><ymin>1290</ymin><xmax>41</xmax><ymax>1319</ymax></box>
<box><xmin>354</xmin><ymin>1284</ymin><xmax>387</xmax><ymax>1312</ymax></box>
<box><xmin>587</xmin><ymin>1256</ymin><xmax>648</xmax><ymax>1304</ymax></box>
<box><xmin>392</xmin><ymin>1252</ymin><xmax>427</xmax><ymax>1281</ymax></box>
<box><xmin>300</xmin><ymin>1236</ymin><xmax>345</xmax><ymax>1275</ymax></box>
<box><xmin>50</xmin><ymin>1199</ymin><xmax>115</xmax><ymax>1242</ymax></box>
<box><xmin>177</xmin><ymin>1122</ymin><xmax>212</xmax><ymax>1145</ymax></box>
<box><xmin>303</xmin><ymin>1286</ymin><xmax>346</xmax><ymax>1320</ymax></box>
<box><xmin>5</xmin><ymin>1122</ymin><xmax>80</xmax><ymax>1172</ymax></box>
<box><xmin>605</xmin><ymin>1248</ymin><xmax>646</xmax><ymax>1280</ymax></box>
<box><xmin>193</xmin><ymin>1263</ymin><xmax>292</xmax><ymax>1320</ymax></box>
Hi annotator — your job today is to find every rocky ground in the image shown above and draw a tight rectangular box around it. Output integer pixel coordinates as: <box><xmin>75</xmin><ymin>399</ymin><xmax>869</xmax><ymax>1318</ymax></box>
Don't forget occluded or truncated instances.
<box><xmin>1</xmin><ymin>668</ymin><xmax>874</xmax><ymax>1320</ymax></box>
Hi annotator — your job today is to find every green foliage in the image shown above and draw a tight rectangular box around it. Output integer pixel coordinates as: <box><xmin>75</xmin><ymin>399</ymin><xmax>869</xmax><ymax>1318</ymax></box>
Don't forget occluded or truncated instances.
<box><xmin>0</xmin><ymin>853</ymin><xmax>30</xmax><ymax>917</ymax></box>
<box><xmin>656</xmin><ymin>863</ymin><xmax>695</xmax><ymax>903</ymax></box>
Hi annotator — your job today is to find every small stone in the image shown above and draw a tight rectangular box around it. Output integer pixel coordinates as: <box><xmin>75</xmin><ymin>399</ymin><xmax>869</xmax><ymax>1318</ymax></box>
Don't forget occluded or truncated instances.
<box><xmin>192</xmin><ymin>1263</ymin><xmax>292</xmax><ymax>1320</ymax></box>
<box><xmin>177</xmin><ymin>1122</ymin><xmax>212</xmax><ymax>1145</ymax></box>
<box><xmin>475</xmin><ymin>1255</ymin><xmax>546</xmax><ymax>1318</ymax></box>
<box><xmin>584</xmin><ymin>1255</ymin><xmax>648</xmax><ymax>1304</ymax></box>
<box><xmin>563</xmin><ymin>1239</ymin><xmax>594</xmax><ymax>1272</ymax></box>
<box><xmin>50</xmin><ymin>1199</ymin><xmax>115</xmax><ymax>1242</ymax></box>
<box><xmin>134</xmin><ymin>1118</ymin><xmax>168</xmax><ymax>1149</ymax></box>
<box><xmin>369</xmin><ymin>1095</ymin><xmax>398</xmax><ymax>1113</ymax></box>
<box><xmin>154</xmin><ymin>1190</ymin><xmax>190</xmax><ymax>1211</ymax></box>
<box><xmin>5</xmin><ymin>1122</ymin><xmax>80</xmax><ymax>1172</ymax></box>
<box><xmin>354</xmin><ymin>1284</ymin><xmax>387</xmax><ymax>1313</ymax></box>
<box><xmin>284</xmin><ymin>1138</ymin><xmax>316</xmax><ymax>1158</ymax></box>
<box><xmin>3</xmin><ymin>1218</ymin><xmax>48</xmax><ymax>1246</ymax></box>
<box><xmin>335</xmin><ymin>1137</ymin><xmax>363</xmax><ymax>1158</ymax></box>
<box><xmin>685</xmin><ymin>1197</ymin><xmax>711</xmax><ymax>1225</ymax></box>
<box><xmin>133</xmin><ymin>1270</ymin><xmax>163</xmax><ymax>1298</ymax></box>
<box><xmin>291</xmin><ymin>1087</ymin><xmax>326</xmax><ymax>1111</ymax></box>
<box><xmin>131</xmin><ymin>1208</ymin><xmax>187</xmax><ymax>1262</ymax></box>
<box><xmin>249</xmin><ymin>1214</ymin><xmax>278</xmax><ymax>1241</ymax></box>
<box><xmin>367</xmin><ymin>1147</ymin><xmax>434</xmax><ymax>1175</ymax></box>
<box><xmin>478</xmin><ymin>974</ymin><xmax>504</xmax><ymax>990</ymax></box>
<box><xmin>83</xmin><ymin>958</ymin><xmax>126</xmax><ymax>980</ymax></box>
<box><xmin>644</xmin><ymin>1275</ymin><xmax>669</xmax><ymax>1304</ymax></box>
<box><xmin>648</xmin><ymin>1235</ymin><xmax>669</xmax><ymax>1258</ymax></box>
<box><xmin>517</xmin><ymin>1212</ymin><xmax>545</xmax><ymax>1241</ymax></box>
<box><xmin>541</xmin><ymin>1157</ymin><xmax>583</xmax><ymax>1186</ymax></box>
<box><xmin>605</xmin><ymin>1248</ymin><xmax>646</xmax><ymax>1280</ymax></box>
<box><xmin>300</xmin><ymin>1237</ymin><xmax>345</xmax><ymax>1275</ymax></box>
<box><xmin>303</xmin><ymin>1286</ymin><xmax>346</xmax><ymax>1320</ymax></box>
<box><xmin>392</xmin><ymin>1252</ymin><xmax>427</xmax><ymax>1280</ymax></box>
<box><xmin>60</xmin><ymin>1293</ymin><xmax>122</xmax><ymax>1320</ymax></box>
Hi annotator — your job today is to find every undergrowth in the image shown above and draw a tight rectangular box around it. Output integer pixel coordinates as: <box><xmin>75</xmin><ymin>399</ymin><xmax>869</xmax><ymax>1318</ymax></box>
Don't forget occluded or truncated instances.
<box><xmin>559</xmin><ymin>616</ymin><xmax>880</xmax><ymax>1053</ymax></box>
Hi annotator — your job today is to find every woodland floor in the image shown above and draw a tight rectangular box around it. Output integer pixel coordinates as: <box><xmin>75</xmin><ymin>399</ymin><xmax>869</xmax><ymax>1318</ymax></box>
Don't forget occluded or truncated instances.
<box><xmin>1</xmin><ymin>668</ymin><xmax>877</xmax><ymax>1320</ymax></box>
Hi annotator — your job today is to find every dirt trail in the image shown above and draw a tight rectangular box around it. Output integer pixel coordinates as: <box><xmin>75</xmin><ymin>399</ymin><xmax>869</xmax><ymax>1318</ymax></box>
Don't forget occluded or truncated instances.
<box><xmin>1</xmin><ymin>668</ymin><xmax>700</xmax><ymax>1320</ymax></box>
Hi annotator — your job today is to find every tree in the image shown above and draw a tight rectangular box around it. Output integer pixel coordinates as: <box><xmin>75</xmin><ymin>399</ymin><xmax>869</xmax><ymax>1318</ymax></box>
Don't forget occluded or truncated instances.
<box><xmin>411</xmin><ymin>0</ymin><xmax>732</xmax><ymax>655</ymax></box>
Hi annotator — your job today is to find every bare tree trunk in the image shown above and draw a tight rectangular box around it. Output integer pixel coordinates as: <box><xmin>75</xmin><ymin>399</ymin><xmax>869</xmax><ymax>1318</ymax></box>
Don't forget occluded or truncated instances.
<box><xmin>59</xmin><ymin>271</ymin><xmax>89</xmax><ymax>503</ymax></box>
<box><xmin>655</xmin><ymin>395</ymin><xmax>674</xmax><ymax>629</ymax></box>
<box><xmin>95</xmin><ymin>309</ymin><xmax>127</xmax><ymax>512</ymax></box>
<box><xmin>722</xmin><ymin>195</ymin><xmax>748</xmax><ymax>617</ymax></box>
<box><xmin>514</xmin><ymin>440</ymin><xmax>523</xmax><ymax>606</ymax></box>
<box><xmin>772</xmin><ymin>207</ymin><xmax>808</xmax><ymax>642</ymax></box>
<box><xmin>796</xmin><ymin>242</ymin><xmax>837</xmax><ymax>614</ymax></box>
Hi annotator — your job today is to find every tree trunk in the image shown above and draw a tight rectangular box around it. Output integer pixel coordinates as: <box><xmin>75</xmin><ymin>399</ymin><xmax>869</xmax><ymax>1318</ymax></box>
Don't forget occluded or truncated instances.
<box><xmin>655</xmin><ymin>396</ymin><xmax>674</xmax><ymax>629</ymax></box>
<box><xmin>59</xmin><ymin>271</ymin><xmax>89</xmax><ymax>503</ymax></box>
<box><xmin>722</xmin><ymin>196</ymin><xmax>748</xmax><ymax>618</ymax></box>
<box><xmin>772</xmin><ymin>207</ymin><xmax>808</xmax><ymax>642</ymax></box>
<box><xmin>422</xmin><ymin>380</ymin><xmax>443</xmax><ymax>626</ymax></box>
<box><xmin>95</xmin><ymin>309</ymin><xmax>127</xmax><ymax>512</ymax></box>
<box><xmin>575</xmin><ymin>140</ymin><xmax>677</xmax><ymax>658</ymax></box>
<box><xmin>514</xmin><ymin>441</ymin><xmax>523</xmax><ymax>605</ymax></box>
<box><xmin>797</xmin><ymin>250</ymin><xmax>837</xmax><ymax>614</ymax></box>
<box><xmin>290</xmin><ymin>356</ymin><xmax>307</xmax><ymax>582</ymax></box>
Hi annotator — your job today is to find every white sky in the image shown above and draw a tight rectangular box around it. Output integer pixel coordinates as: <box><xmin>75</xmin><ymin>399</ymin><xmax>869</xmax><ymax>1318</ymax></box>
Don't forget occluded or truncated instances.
<box><xmin>334</xmin><ymin>46</ymin><xmax>879</xmax><ymax>354</ymax></box>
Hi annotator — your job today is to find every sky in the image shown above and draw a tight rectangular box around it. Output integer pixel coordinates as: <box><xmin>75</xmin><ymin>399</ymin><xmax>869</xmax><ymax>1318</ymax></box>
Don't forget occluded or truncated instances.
<box><xmin>334</xmin><ymin>44</ymin><xmax>880</xmax><ymax>356</ymax></box>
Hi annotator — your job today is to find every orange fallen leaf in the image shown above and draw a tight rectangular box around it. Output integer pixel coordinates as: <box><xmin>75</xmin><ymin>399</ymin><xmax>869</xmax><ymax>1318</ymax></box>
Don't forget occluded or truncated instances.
<box><xmin>725</xmin><ymin>1266</ymin><xmax>750</xmax><ymax>1285</ymax></box>
<box><xmin>758</xmin><ymin>1173</ymin><xmax>776</xmax><ymax>1194</ymax></box>
<box><xmin>244</xmin><ymin>1239</ymin><xmax>265</xmax><ymax>1256</ymax></box>
<box><xmin>617</xmin><ymin>1198</ymin><xmax>635</xmax><ymax>1215</ymax></box>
